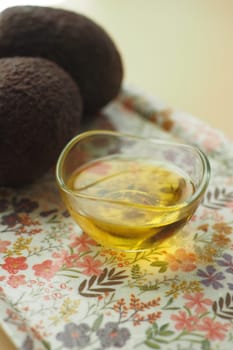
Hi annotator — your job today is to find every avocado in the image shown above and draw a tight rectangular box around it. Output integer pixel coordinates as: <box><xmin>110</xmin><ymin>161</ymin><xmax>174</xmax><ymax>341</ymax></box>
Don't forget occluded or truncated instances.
<box><xmin>0</xmin><ymin>56</ymin><xmax>82</xmax><ymax>187</ymax></box>
<box><xmin>0</xmin><ymin>6</ymin><xmax>123</xmax><ymax>116</ymax></box>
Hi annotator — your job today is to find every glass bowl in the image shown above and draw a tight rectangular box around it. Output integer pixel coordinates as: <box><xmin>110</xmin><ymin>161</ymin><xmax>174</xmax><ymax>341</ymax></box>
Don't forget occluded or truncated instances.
<box><xmin>56</xmin><ymin>130</ymin><xmax>210</xmax><ymax>251</ymax></box>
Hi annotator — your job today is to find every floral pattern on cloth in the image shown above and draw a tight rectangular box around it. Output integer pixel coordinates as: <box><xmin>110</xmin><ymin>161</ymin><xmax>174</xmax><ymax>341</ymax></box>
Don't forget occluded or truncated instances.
<box><xmin>0</xmin><ymin>85</ymin><xmax>233</xmax><ymax>350</ymax></box>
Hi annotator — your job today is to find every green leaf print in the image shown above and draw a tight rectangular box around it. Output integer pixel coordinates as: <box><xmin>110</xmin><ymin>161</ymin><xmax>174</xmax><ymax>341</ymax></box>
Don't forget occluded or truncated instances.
<box><xmin>92</xmin><ymin>313</ymin><xmax>104</xmax><ymax>331</ymax></box>
<box><xmin>201</xmin><ymin>339</ymin><xmax>211</xmax><ymax>350</ymax></box>
<box><xmin>150</xmin><ymin>260</ymin><xmax>168</xmax><ymax>273</ymax></box>
<box><xmin>41</xmin><ymin>340</ymin><xmax>52</xmax><ymax>350</ymax></box>
<box><xmin>144</xmin><ymin>340</ymin><xmax>161</xmax><ymax>349</ymax></box>
<box><xmin>144</xmin><ymin>322</ymin><xmax>174</xmax><ymax>349</ymax></box>
<box><xmin>131</xmin><ymin>264</ymin><xmax>142</xmax><ymax>279</ymax></box>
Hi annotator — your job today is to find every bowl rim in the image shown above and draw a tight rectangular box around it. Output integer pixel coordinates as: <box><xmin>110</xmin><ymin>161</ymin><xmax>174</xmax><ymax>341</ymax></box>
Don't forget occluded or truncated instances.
<box><xmin>56</xmin><ymin>129</ymin><xmax>211</xmax><ymax>212</ymax></box>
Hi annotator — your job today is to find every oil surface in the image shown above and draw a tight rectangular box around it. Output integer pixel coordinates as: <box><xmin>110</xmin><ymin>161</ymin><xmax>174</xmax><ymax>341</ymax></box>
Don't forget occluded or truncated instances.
<box><xmin>64</xmin><ymin>156</ymin><xmax>195</xmax><ymax>250</ymax></box>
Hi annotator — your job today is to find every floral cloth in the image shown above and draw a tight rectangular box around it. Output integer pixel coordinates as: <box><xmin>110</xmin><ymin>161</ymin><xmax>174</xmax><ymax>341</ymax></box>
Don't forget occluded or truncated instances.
<box><xmin>0</xmin><ymin>85</ymin><xmax>233</xmax><ymax>350</ymax></box>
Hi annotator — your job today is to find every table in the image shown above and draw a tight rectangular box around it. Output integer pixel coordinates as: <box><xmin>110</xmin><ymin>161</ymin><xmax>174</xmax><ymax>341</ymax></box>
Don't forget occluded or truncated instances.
<box><xmin>0</xmin><ymin>1</ymin><xmax>233</xmax><ymax>349</ymax></box>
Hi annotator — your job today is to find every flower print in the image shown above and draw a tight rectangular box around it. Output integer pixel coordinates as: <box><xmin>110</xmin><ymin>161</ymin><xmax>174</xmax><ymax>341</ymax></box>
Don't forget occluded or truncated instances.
<box><xmin>6</xmin><ymin>236</ymin><xmax>32</xmax><ymax>256</ymax></box>
<box><xmin>64</xmin><ymin>254</ymin><xmax>80</xmax><ymax>268</ymax></box>
<box><xmin>197</xmin><ymin>245</ymin><xmax>217</xmax><ymax>263</ymax></box>
<box><xmin>1</xmin><ymin>213</ymin><xmax>19</xmax><ymax>227</ymax></box>
<box><xmin>6</xmin><ymin>308</ymin><xmax>20</xmax><ymax>322</ymax></box>
<box><xmin>56</xmin><ymin>323</ymin><xmax>90</xmax><ymax>348</ymax></box>
<box><xmin>147</xmin><ymin>312</ymin><xmax>162</xmax><ymax>324</ymax></box>
<box><xmin>30</xmin><ymin>326</ymin><xmax>44</xmax><ymax>341</ymax></box>
<box><xmin>112</xmin><ymin>295</ymin><xmax>161</xmax><ymax>326</ymax></box>
<box><xmin>70</xmin><ymin>233</ymin><xmax>97</xmax><ymax>252</ymax></box>
<box><xmin>52</xmin><ymin>250</ymin><xmax>79</xmax><ymax>268</ymax></box>
<box><xmin>52</xmin><ymin>250</ymin><xmax>68</xmax><ymax>260</ymax></box>
<box><xmin>216</xmin><ymin>253</ymin><xmax>233</xmax><ymax>273</ymax></box>
<box><xmin>166</xmin><ymin>248</ymin><xmax>197</xmax><ymax>272</ymax></box>
<box><xmin>226</xmin><ymin>201</ymin><xmax>233</xmax><ymax>212</ymax></box>
<box><xmin>202</xmin><ymin>134</ymin><xmax>222</xmax><ymax>152</ymax></box>
<box><xmin>13</xmin><ymin>198</ymin><xmax>38</xmax><ymax>213</ymax></box>
<box><xmin>76</xmin><ymin>256</ymin><xmax>102</xmax><ymax>276</ymax></box>
<box><xmin>0</xmin><ymin>240</ymin><xmax>11</xmax><ymax>253</ymax></box>
<box><xmin>7</xmin><ymin>274</ymin><xmax>26</xmax><ymax>288</ymax></box>
<box><xmin>170</xmin><ymin>311</ymin><xmax>198</xmax><ymax>331</ymax></box>
<box><xmin>213</xmin><ymin>222</ymin><xmax>232</xmax><ymax>235</ymax></box>
<box><xmin>32</xmin><ymin>260</ymin><xmax>60</xmax><ymax>280</ymax></box>
<box><xmin>183</xmin><ymin>292</ymin><xmax>212</xmax><ymax>314</ymax></box>
<box><xmin>2</xmin><ymin>256</ymin><xmax>28</xmax><ymax>274</ymax></box>
<box><xmin>129</xmin><ymin>294</ymin><xmax>160</xmax><ymax>311</ymax></box>
<box><xmin>197</xmin><ymin>224</ymin><xmax>209</xmax><ymax>232</ymax></box>
<box><xmin>97</xmin><ymin>322</ymin><xmax>130</xmax><ymax>348</ymax></box>
<box><xmin>199</xmin><ymin>210</ymin><xmax>224</xmax><ymax>222</ymax></box>
<box><xmin>212</xmin><ymin>233</ymin><xmax>231</xmax><ymax>247</ymax></box>
<box><xmin>197</xmin><ymin>317</ymin><xmax>229</xmax><ymax>340</ymax></box>
<box><xmin>197</xmin><ymin>265</ymin><xmax>225</xmax><ymax>289</ymax></box>
<box><xmin>18</xmin><ymin>214</ymin><xmax>39</xmax><ymax>226</ymax></box>
<box><xmin>21</xmin><ymin>335</ymin><xmax>33</xmax><ymax>350</ymax></box>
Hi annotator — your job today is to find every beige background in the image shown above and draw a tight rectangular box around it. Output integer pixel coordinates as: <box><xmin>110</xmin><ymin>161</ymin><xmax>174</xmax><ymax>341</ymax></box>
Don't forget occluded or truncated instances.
<box><xmin>58</xmin><ymin>0</ymin><xmax>233</xmax><ymax>139</ymax></box>
<box><xmin>0</xmin><ymin>1</ymin><xmax>233</xmax><ymax>349</ymax></box>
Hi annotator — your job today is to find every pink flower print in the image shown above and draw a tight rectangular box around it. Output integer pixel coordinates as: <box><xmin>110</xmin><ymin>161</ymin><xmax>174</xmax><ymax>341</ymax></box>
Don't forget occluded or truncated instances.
<box><xmin>202</xmin><ymin>135</ymin><xmax>221</xmax><ymax>152</ymax></box>
<box><xmin>0</xmin><ymin>240</ymin><xmax>10</xmax><ymax>253</ymax></box>
<box><xmin>64</xmin><ymin>254</ymin><xmax>79</xmax><ymax>268</ymax></box>
<box><xmin>197</xmin><ymin>317</ymin><xmax>229</xmax><ymax>340</ymax></box>
<box><xmin>170</xmin><ymin>311</ymin><xmax>198</xmax><ymax>331</ymax></box>
<box><xmin>32</xmin><ymin>260</ymin><xmax>60</xmax><ymax>280</ymax></box>
<box><xmin>226</xmin><ymin>201</ymin><xmax>233</xmax><ymax>212</ymax></box>
<box><xmin>183</xmin><ymin>292</ymin><xmax>212</xmax><ymax>314</ymax></box>
<box><xmin>76</xmin><ymin>256</ymin><xmax>102</xmax><ymax>276</ymax></box>
<box><xmin>166</xmin><ymin>248</ymin><xmax>197</xmax><ymax>272</ymax></box>
<box><xmin>52</xmin><ymin>250</ymin><xmax>67</xmax><ymax>258</ymax></box>
<box><xmin>7</xmin><ymin>274</ymin><xmax>26</xmax><ymax>288</ymax></box>
<box><xmin>52</xmin><ymin>250</ymin><xmax>69</xmax><ymax>264</ymax></box>
<box><xmin>70</xmin><ymin>233</ymin><xmax>97</xmax><ymax>252</ymax></box>
<box><xmin>2</xmin><ymin>257</ymin><xmax>28</xmax><ymax>274</ymax></box>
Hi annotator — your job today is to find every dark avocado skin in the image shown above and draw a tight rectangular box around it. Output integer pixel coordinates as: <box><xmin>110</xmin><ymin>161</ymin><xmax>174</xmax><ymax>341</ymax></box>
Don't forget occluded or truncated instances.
<box><xmin>0</xmin><ymin>57</ymin><xmax>82</xmax><ymax>187</ymax></box>
<box><xmin>0</xmin><ymin>6</ymin><xmax>123</xmax><ymax>115</ymax></box>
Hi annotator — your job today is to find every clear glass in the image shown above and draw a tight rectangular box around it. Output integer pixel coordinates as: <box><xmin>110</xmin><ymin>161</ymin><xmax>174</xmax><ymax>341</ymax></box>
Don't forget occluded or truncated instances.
<box><xmin>56</xmin><ymin>130</ymin><xmax>210</xmax><ymax>251</ymax></box>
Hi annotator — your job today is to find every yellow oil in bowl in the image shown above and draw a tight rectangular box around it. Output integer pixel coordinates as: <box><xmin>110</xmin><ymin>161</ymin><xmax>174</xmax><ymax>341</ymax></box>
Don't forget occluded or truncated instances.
<box><xmin>56</xmin><ymin>131</ymin><xmax>210</xmax><ymax>251</ymax></box>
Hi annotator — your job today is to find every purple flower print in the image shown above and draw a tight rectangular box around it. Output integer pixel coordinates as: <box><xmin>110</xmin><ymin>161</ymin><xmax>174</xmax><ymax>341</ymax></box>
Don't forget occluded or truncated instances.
<box><xmin>197</xmin><ymin>265</ymin><xmax>225</xmax><ymax>289</ymax></box>
<box><xmin>56</xmin><ymin>323</ymin><xmax>90</xmax><ymax>348</ymax></box>
<box><xmin>13</xmin><ymin>198</ymin><xmax>38</xmax><ymax>213</ymax></box>
<box><xmin>22</xmin><ymin>336</ymin><xmax>33</xmax><ymax>350</ymax></box>
<box><xmin>216</xmin><ymin>253</ymin><xmax>233</xmax><ymax>274</ymax></box>
<box><xmin>97</xmin><ymin>322</ymin><xmax>130</xmax><ymax>348</ymax></box>
<box><xmin>227</xmin><ymin>283</ymin><xmax>233</xmax><ymax>290</ymax></box>
<box><xmin>1</xmin><ymin>212</ymin><xmax>19</xmax><ymax>227</ymax></box>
